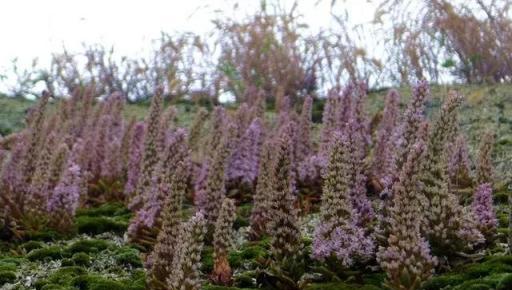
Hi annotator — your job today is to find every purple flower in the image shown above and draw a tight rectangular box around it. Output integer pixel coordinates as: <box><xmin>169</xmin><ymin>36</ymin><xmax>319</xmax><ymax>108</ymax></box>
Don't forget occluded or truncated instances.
<box><xmin>124</xmin><ymin>122</ymin><xmax>145</xmax><ymax>197</ymax></box>
<box><xmin>471</xmin><ymin>183</ymin><xmax>497</xmax><ymax>239</ymax></box>
<box><xmin>372</xmin><ymin>89</ymin><xmax>401</xmax><ymax>190</ymax></box>
<box><xmin>227</xmin><ymin>118</ymin><xmax>263</xmax><ymax>185</ymax></box>
<box><xmin>48</xmin><ymin>163</ymin><xmax>83</xmax><ymax>217</ymax></box>
<box><xmin>298</xmin><ymin>154</ymin><xmax>328</xmax><ymax>184</ymax></box>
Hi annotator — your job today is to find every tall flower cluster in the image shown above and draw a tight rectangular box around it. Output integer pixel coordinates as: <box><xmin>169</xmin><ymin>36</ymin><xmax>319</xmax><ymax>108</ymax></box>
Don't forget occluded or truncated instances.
<box><xmin>372</xmin><ymin>89</ymin><xmax>401</xmax><ymax>190</ymax></box>
<box><xmin>249</xmin><ymin>140</ymin><xmax>275</xmax><ymax>239</ymax></box>
<box><xmin>448</xmin><ymin>134</ymin><xmax>473</xmax><ymax>188</ymax></box>
<box><xmin>22</xmin><ymin>92</ymin><xmax>50</xmax><ymax>184</ymax></box>
<box><xmin>396</xmin><ymin>80</ymin><xmax>430</xmax><ymax>171</ymax></box>
<box><xmin>1</xmin><ymin>89</ymin><xmax>143</xmax><ymax>236</ymax></box>
<box><xmin>227</xmin><ymin>118</ymin><xmax>263</xmax><ymax>186</ymax></box>
<box><xmin>420</xmin><ymin>92</ymin><xmax>483</xmax><ymax>253</ymax></box>
<box><xmin>471</xmin><ymin>183</ymin><xmax>497</xmax><ymax>240</ymax></box>
<box><xmin>206</xmin><ymin>106</ymin><xmax>227</xmax><ymax>154</ymax></box>
<box><xmin>147</xmin><ymin>160</ymin><xmax>189</xmax><ymax>289</ymax></box>
<box><xmin>188</xmin><ymin>108</ymin><xmax>209</xmax><ymax>151</ymax></box>
<box><xmin>234</xmin><ymin>103</ymin><xmax>253</xmax><ymax>138</ymax></box>
<box><xmin>119</xmin><ymin>117</ymin><xmax>136</xmax><ymax>174</ymax></box>
<box><xmin>128</xmin><ymin>129</ymin><xmax>190</xmax><ymax>247</ymax></box>
<box><xmin>204</xmin><ymin>131</ymin><xmax>230</xmax><ymax>226</ymax></box>
<box><xmin>124</xmin><ymin>122</ymin><xmax>145</xmax><ymax>198</ymax></box>
<box><xmin>296</xmin><ymin>96</ymin><xmax>313</xmax><ymax>161</ymax></box>
<box><xmin>193</xmin><ymin>161</ymin><xmax>210</xmax><ymax>210</ymax></box>
<box><xmin>312</xmin><ymin>132</ymin><xmax>374</xmax><ymax>267</ymax></box>
<box><xmin>0</xmin><ymin>135</ymin><xmax>28</xmax><ymax>232</ymax></box>
<box><xmin>320</xmin><ymin>89</ymin><xmax>339</xmax><ymax>153</ymax></box>
<box><xmin>131</xmin><ymin>89</ymin><xmax>164</xmax><ymax>209</ymax></box>
<box><xmin>476</xmin><ymin>131</ymin><xmax>495</xmax><ymax>184</ymax></box>
<box><xmin>268</xmin><ymin>126</ymin><xmax>302</xmax><ymax>264</ymax></box>
<box><xmin>47</xmin><ymin>142</ymin><xmax>85</xmax><ymax>231</ymax></box>
<box><xmin>212</xmin><ymin>198</ymin><xmax>237</xmax><ymax>285</ymax></box>
<box><xmin>27</xmin><ymin>132</ymin><xmax>59</xmax><ymax>213</ymax></box>
<box><xmin>345</xmin><ymin>118</ymin><xmax>374</xmax><ymax>226</ymax></box>
<box><xmin>166</xmin><ymin>212</ymin><xmax>207</xmax><ymax>290</ymax></box>
<box><xmin>87</xmin><ymin>93</ymin><xmax>125</xmax><ymax>182</ymax></box>
<box><xmin>377</xmin><ymin>140</ymin><xmax>437</xmax><ymax>290</ymax></box>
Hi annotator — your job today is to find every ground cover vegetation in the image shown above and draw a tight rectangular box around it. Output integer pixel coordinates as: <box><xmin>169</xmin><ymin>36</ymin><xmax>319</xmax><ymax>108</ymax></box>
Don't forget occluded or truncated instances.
<box><xmin>0</xmin><ymin>1</ymin><xmax>512</xmax><ymax>289</ymax></box>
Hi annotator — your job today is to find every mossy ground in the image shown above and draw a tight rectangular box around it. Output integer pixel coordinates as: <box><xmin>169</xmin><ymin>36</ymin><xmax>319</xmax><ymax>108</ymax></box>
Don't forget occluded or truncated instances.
<box><xmin>1</xmin><ymin>197</ymin><xmax>511</xmax><ymax>289</ymax></box>
<box><xmin>0</xmin><ymin>203</ymin><xmax>144</xmax><ymax>289</ymax></box>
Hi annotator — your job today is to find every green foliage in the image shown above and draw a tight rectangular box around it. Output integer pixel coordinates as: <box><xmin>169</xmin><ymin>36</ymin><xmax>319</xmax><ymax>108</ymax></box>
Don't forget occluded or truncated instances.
<box><xmin>74</xmin><ymin>203</ymin><xmax>131</xmax><ymax>235</ymax></box>
<box><xmin>201</xmin><ymin>245</ymin><xmax>214</xmax><ymax>273</ymax></box>
<box><xmin>229</xmin><ymin>243</ymin><xmax>268</xmax><ymax>269</ymax></box>
<box><xmin>0</xmin><ymin>270</ymin><xmax>16</xmax><ymax>284</ymax></box>
<box><xmin>497</xmin><ymin>274</ymin><xmax>512</xmax><ymax>290</ymax></box>
<box><xmin>305</xmin><ymin>282</ymin><xmax>381</xmax><ymax>290</ymax></box>
<box><xmin>234</xmin><ymin>204</ymin><xmax>252</xmax><ymax>229</ymax></box>
<box><xmin>66</xmin><ymin>239</ymin><xmax>111</xmax><ymax>255</ymax></box>
<box><xmin>422</xmin><ymin>274</ymin><xmax>465</xmax><ymax>290</ymax></box>
<box><xmin>19</xmin><ymin>240</ymin><xmax>44</xmax><ymax>252</ymax></box>
<box><xmin>27</xmin><ymin>246</ymin><xmax>64</xmax><ymax>261</ymax></box>
<box><xmin>75</xmin><ymin>216</ymin><xmax>128</xmax><ymax>235</ymax></box>
<box><xmin>202</xmin><ymin>286</ymin><xmax>253</xmax><ymax>290</ymax></box>
<box><xmin>34</xmin><ymin>269</ymin><xmax>146</xmax><ymax>290</ymax></box>
<box><xmin>114</xmin><ymin>247</ymin><xmax>142</xmax><ymax>268</ymax></box>
<box><xmin>422</xmin><ymin>256</ymin><xmax>512</xmax><ymax>290</ymax></box>
<box><xmin>26</xmin><ymin>229</ymin><xmax>64</xmax><ymax>242</ymax></box>
<box><xmin>71</xmin><ymin>252</ymin><xmax>91</xmax><ymax>266</ymax></box>
<box><xmin>72</xmin><ymin>275</ymin><xmax>126</xmax><ymax>290</ymax></box>
<box><xmin>0</xmin><ymin>261</ymin><xmax>17</xmax><ymax>272</ymax></box>
<box><xmin>76</xmin><ymin>203</ymin><xmax>130</xmax><ymax>217</ymax></box>
<box><xmin>494</xmin><ymin>192</ymin><xmax>509</xmax><ymax>204</ymax></box>
<box><xmin>311</xmin><ymin>98</ymin><xmax>325</xmax><ymax>123</ymax></box>
<box><xmin>0</xmin><ymin>96</ymin><xmax>34</xmax><ymax>135</ymax></box>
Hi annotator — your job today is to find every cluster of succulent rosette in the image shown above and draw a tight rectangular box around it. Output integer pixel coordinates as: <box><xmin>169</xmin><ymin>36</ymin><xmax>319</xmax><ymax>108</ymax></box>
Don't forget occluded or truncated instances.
<box><xmin>0</xmin><ymin>79</ymin><xmax>498</xmax><ymax>290</ymax></box>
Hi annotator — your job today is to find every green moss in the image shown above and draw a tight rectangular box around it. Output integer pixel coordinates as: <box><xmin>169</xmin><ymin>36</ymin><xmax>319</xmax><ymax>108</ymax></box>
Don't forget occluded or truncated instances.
<box><xmin>498</xmin><ymin>213</ymin><xmax>508</xmax><ymax>227</ymax></box>
<box><xmin>0</xmin><ymin>261</ymin><xmax>17</xmax><ymax>272</ymax></box>
<box><xmin>72</xmin><ymin>252</ymin><xmax>91</xmax><ymax>266</ymax></box>
<box><xmin>232</xmin><ymin>204</ymin><xmax>252</xmax><ymax>229</ymax></box>
<box><xmin>40</xmin><ymin>284</ymin><xmax>74</xmax><ymax>290</ymax></box>
<box><xmin>461</xmin><ymin>282</ymin><xmax>493</xmax><ymax>290</ymax></box>
<box><xmin>72</xmin><ymin>275</ymin><xmax>127</xmax><ymax>290</ymax></box>
<box><xmin>233</xmin><ymin>270</ymin><xmax>258</xmax><ymax>288</ymax></box>
<box><xmin>422</xmin><ymin>275</ymin><xmax>464</xmax><ymax>290</ymax></box>
<box><xmin>66</xmin><ymin>239</ymin><xmax>110</xmax><ymax>254</ymax></box>
<box><xmin>35</xmin><ymin>266</ymin><xmax>87</xmax><ymax>288</ymax></box>
<box><xmin>422</xmin><ymin>256</ymin><xmax>512</xmax><ymax>289</ymax></box>
<box><xmin>75</xmin><ymin>216</ymin><xmax>128</xmax><ymax>235</ymax></box>
<box><xmin>497</xmin><ymin>273</ymin><xmax>512</xmax><ymax>290</ymax></box>
<box><xmin>0</xmin><ymin>270</ymin><xmax>16</xmax><ymax>284</ymax></box>
<box><xmin>305</xmin><ymin>282</ymin><xmax>381</xmax><ymax>290</ymax></box>
<box><xmin>61</xmin><ymin>258</ymin><xmax>75</xmax><ymax>267</ymax></box>
<box><xmin>201</xmin><ymin>246</ymin><xmax>214</xmax><ymax>273</ymax></box>
<box><xmin>114</xmin><ymin>247</ymin><xmax>142</xmax><ymax>267</ymax></box>
<box><xmin>461</xmin><ymin>257</ymin><xmax>512</xmax><ymax>279</ymax></box>
<box><xmin>27</xmin><ymin>246</ymin><xmax>63</xmax><ymax>261</ymax></box>
<box><xmin>494</xmin><ymin>192</ymin><xmax>509</xmax><ymax>204</ymax></box>
<box><xmin>362</xmin><ymin>273</ymin><xmax>386</xmax><ymax>287</ymax></box>
<box><xmin>228</xmin><ymin>243</ymin><xmax>267</xmax><ymax>269</ymax></box>
<box><xmin>27</xmin><ymin>229</ymin><xmax>64</xmax><ymax>242</ymax></box>
<box><xmin>121</xmin><ymin>270</ymin><xmax>147</xmax><ymax>290</ymax></box>
<box><xmin>120</xmin><ymin>270</ymin><xmax>147</xmax><ymax>290</ymax></box>
<box><xmin>202</xmin><ymin>286</ymin><xmax>253</xmax><ymax>290</ymax></box>
<box><xmin>20</xmin><ymin>240</ymin><xmax>44</xmax><ymax>252</ymax></box>
<box><xmin>76</xmin><ymin>203</ymin><xmax>130</xmax><ymax>218</ymax></box>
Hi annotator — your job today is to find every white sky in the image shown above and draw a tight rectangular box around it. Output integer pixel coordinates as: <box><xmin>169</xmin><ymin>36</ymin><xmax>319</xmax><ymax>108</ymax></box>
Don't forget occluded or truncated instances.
<box><xmin>0</xmin><ymin>0</ymin><xmax>376</xmax><ymax>69</ymax></box>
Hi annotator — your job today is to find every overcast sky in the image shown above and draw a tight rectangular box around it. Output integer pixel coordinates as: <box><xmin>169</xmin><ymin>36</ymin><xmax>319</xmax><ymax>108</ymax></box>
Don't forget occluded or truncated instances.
<box><xmin>0</xmin><ymin>0</ymin><xmax>376</xmax><ymax>69</ymax></box>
